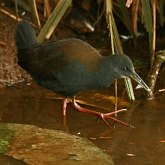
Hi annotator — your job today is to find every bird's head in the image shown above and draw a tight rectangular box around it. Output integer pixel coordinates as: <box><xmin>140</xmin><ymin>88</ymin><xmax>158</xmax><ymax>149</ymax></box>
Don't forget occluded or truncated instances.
<box><xmin>110</xmin><ymin>54</ymin><xmax>151</xmax><ymax>92</ymax></box>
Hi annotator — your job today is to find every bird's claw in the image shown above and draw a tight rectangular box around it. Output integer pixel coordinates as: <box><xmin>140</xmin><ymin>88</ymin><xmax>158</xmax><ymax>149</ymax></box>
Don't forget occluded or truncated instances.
<box><xmin>99</xmin><ymin>111</ymin><xmax>133</xmax><ymax>129</ymax></box>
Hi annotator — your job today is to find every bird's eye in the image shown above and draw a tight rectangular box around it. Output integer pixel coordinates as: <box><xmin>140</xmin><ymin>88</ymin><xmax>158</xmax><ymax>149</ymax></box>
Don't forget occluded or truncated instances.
<box><xmin>123</xmin><ymin>66</ymin><xmax>128</xmax><ymax>71</ymax></box>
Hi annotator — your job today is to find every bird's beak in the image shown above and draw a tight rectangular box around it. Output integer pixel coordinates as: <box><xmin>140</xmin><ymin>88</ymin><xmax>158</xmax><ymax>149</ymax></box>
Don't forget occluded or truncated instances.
<box><xmin>130</xmin><ymin>71</ymin><xmax>151</xmax><ymax>92</ymax></box>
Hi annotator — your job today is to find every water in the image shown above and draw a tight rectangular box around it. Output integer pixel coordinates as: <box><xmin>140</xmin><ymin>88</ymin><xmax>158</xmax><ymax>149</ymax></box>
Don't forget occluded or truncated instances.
<box><xmin>0</xmin><ymin>82</ymin><xmax>165</xmax><ymax>165</ymax></box>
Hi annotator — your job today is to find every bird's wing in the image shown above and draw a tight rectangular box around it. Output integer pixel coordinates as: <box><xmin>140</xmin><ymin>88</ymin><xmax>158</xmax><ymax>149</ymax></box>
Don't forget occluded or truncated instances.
<box><xmin>30</xmin><ymin>39</ymin><xmax>103</xmax><ymax>77</ymax></box>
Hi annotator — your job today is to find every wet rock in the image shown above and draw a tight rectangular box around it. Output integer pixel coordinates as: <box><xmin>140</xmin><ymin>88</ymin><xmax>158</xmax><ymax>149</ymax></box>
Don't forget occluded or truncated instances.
<box><xmin>3</xmin><ymin>123</ymin><xmax>114</xmax><ymax>165</ymax></box>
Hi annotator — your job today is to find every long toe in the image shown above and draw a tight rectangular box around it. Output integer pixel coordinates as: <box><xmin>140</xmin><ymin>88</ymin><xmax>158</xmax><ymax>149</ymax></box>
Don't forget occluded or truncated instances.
<box><xmin>103</xmin><ymin>109</ymin><xmax>127</xmax><ymax>116</ymax></box>
<box><xmin>72</xmin><ymin>98</ymin><xmax>133</xmax><ymax>129</ymax></box>
<box><xmin>100</xmin><ymin>112</ymin><xmax>134</xmax><ymax>128</ymax></box>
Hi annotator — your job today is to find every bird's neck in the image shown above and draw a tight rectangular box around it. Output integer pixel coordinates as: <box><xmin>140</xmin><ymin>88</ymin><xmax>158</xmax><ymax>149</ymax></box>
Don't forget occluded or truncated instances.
<box><xmin>97</xmin><ymin>57</ymin><xmax>116</xmax><ymax>87</ymax></box>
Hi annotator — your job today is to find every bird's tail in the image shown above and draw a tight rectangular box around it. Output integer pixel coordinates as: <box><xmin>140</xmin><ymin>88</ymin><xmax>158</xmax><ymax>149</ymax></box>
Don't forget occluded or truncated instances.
<box><xmin>15</xmin><ymin>21</ymin><xmax>38</xmax><ymax>49</ymax></box>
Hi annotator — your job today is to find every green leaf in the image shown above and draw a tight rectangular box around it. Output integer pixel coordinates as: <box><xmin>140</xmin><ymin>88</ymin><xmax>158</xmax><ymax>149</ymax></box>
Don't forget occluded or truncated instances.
<box><xmin>158</xmin><ymin>0</ymin><xmax>164</xmax><ymax>26</ymax></box>
<box><xmin>105</xmin><ymin>0</ymin><xmax>135</xmax><ymax>101</ymax></box>
<box><xmin>118</xmin><ymin>0</ymin><xmax>134</xmax><ymax>36</ymax></box>
<box><xmin>37</xmin><ymin>0</ymin><xmax>72</xmax><ymax>42</ymax></box>
<box><xmin>140</xmin><ymin>0</ymin><xmax>153</xmax><ymax>52</ymax></box>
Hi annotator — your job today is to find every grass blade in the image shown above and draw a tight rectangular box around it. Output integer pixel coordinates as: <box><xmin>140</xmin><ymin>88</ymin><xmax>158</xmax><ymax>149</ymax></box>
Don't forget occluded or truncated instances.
<box><xmin>37</xmin><ymin>0</ymin><xmax>72</xmax><ymax>42</ymax></box>
<box><xmin>105</xmin><ymin>0</ymin><xmax>135</xmax><ymax>101</ymax></box>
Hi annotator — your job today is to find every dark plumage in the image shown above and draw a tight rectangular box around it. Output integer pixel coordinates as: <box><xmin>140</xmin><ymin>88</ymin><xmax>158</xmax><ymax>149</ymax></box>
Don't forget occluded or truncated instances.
<box><xmin>15</xmin><ymin>21</ymin><xmax>150</xmax><ymax>128</ymax></box>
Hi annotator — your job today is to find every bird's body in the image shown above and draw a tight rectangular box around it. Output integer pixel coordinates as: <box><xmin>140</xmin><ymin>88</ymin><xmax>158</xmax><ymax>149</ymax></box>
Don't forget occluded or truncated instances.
<box><xmin>17</xmin><ymin>37</ymin><xmax>134</xmax><ymax>97</ymax></box>
<box><xmin>17</xmin><ymin>39</ymin><xmax>104</xmax><ymax>96</ymax></box>
<box><xmin>15</xmin><ymin>21</ymin><xmax>150</xmax><ymax>129</ymax></box>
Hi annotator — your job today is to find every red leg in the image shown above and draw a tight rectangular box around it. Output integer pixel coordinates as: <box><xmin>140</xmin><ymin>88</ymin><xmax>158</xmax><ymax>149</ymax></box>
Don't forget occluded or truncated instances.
<box><xmin>62</xmin><ymin>99</ymin><xmax>69</xmax><ymax>116</ymax></box>
<box><xmin>72</xmin><ymin>97</ymin><xmax>133</xmax><ymax>129</ymax></box>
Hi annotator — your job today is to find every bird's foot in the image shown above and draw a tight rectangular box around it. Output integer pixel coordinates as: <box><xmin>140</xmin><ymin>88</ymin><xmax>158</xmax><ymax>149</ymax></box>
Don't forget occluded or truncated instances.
<box><xmin>72</xmin><ymin>98</ymin><xmax>134</xmax><ymax>129</ymax></box>
<box><xmin>99</xmin><ymin>111</ymin><xmax>134</xmax><ymax>129</ymax></box>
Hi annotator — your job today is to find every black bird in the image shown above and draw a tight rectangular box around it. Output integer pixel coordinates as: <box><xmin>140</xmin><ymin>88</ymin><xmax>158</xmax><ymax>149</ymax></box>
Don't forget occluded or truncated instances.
<box><xmin>15</xmin><ymin>21</ymin><xmax>151</xmax><ymax>128</ymax></box>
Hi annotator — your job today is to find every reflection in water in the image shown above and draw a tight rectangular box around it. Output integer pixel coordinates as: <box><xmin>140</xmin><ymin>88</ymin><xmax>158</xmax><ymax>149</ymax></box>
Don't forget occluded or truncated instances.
<box><xmin>0</xmin><ymin>153</ymin><xmax>27</xmax><ymax>165</ymax></box>
<box><xmin>0</xmin><ymin>82</ymin><xmax>165</xmax><ymax>165</ymax></box>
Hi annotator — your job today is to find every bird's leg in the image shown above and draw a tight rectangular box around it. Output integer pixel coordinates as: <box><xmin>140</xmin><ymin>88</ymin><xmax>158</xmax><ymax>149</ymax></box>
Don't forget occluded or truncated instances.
<box><xmin>61</xmin><ymin>99</ymin><xmax>70</xmax><ymax>132</ymax></box>
<box><xmin>62</xmin><ymin>99</ymin><xmax>69</xmax><ymax>116</ymax></box>
<box><xmin>72</xmin><ymin>97</ymin><xmax>132</xmax><ymax>129</ymax></box>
